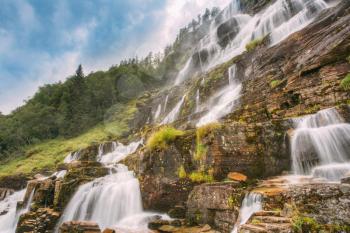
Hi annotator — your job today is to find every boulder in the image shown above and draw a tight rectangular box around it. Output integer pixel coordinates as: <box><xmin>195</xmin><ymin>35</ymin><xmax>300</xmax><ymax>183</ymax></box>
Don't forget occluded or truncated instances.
<box><xmin>59</xmin><ymin>221</ymin><xmax>101</xmax><ymax>233</ymax></box>
<box><xmin>16</xmin><ymin>208</ymin><xmax>60</xmax><ymax>233</ymax></box>
<box><xmin>341</xmin><ymin>176</ymin><xmax>350</xmax><ymax>184</ymax></box>
<box><xmin>227</xmin><ymin>172</ymin><xmax>247</xmax><ymax>182</ymax></box>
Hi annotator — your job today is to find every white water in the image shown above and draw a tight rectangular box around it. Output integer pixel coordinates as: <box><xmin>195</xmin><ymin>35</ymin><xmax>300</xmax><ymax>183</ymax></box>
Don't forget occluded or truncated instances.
<box><xmin>64</xmin><ymin>150</ymin><xmax>81</xmax><ymax>163</ymax></box>
<box><xmin>195</xmin><ymin>89</ymin><xmax>200</xmax><ymax>113</ymax></box>
<box><xmin>153</xmin><ymin>104</ymin><xmax>162</xmax><ymax>121</ymax></box>
<box><xmin>52</xmin><ymin>170</ymin><xmax>67</xmax><ymax>179</ymax></box>
<box><xmin>56</xmin><ymin>164</ymin><xmax>146</xmax><ymax>231</ymax></box>
<box><xmin>163</xmin><ymin>94</ymin><xmax>169</xmax><ymax>114</ymax></box>
<box><xmin>197</xmin><ymin>64</ymin><xmax>242</xmax><ymax>127</ymax></box>
<box><xmin>161</xmin><ymin>95</ymin><xmax>186</xmax><ymax>125</ymax></box>
<box><xmin>98</xmin><ymin>140</ymin><xmax>143</xmax><ymax>164</ymax></box>
<box><xmin>291</xmin><ymin>108</ymin><xmax>350</xmax><ymax>181</ymax></box>
<box><xmin>0</xmin><ymin>190</ymin><xmax>26</xmax><ymax>233</ymax></box>
<box><xmin>231</xmin><ymin>193</ymin><xmax>262</xmax><ymax>233</ymax></box>
<box><xmin>56</xmin><ymin>139</ymin><xmax>166</xmax><ymax>232</ymax></box>
<box><xmin>175</xmin><ymin>0</ymin><xmax>330</xmax><ymax>85</ymax></box>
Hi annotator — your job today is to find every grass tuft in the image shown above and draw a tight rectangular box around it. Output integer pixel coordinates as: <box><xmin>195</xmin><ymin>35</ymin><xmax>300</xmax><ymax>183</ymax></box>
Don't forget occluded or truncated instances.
<box><xmin>146</xmin><ymin>126</ymin><xmax>184</xmax><ymax>150</ymax></box>
<box><xmin>340</xmin><ymin>73</ymin><xmax>350</xmax><ymax>91</ymax></box>
<box><xmin>245</xmin><ymin>37</ymin><xmax>264</xmax><ymax>52</ymax></box>
<box><xmin>270</xmin><ymin>80</ymin><xmax>282</xmax><ymax>89</ymax></box>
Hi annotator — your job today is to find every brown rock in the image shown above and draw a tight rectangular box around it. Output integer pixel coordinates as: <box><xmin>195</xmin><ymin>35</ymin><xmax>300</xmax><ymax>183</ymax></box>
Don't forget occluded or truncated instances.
<box><xmin>227</xmin><ymin>172</ymin><xmax>247</xmax><ymax>182</ymax></box>
<box><xmin>59</xmin><ymin>221</ymin><xmax>101</xmax><ymax>233</ymax></box>
<box><xmin>102</xmin><ymin>228</ymin><xmax>116</xmax><ymax>233</ymax></box>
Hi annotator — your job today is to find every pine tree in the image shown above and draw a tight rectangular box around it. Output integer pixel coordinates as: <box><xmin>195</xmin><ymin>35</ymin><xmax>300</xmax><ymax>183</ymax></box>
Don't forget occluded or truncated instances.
<box><xmin>76</xmin><ymin>64</ymin><xmax>84</xmax><ymax>78</ymax></box>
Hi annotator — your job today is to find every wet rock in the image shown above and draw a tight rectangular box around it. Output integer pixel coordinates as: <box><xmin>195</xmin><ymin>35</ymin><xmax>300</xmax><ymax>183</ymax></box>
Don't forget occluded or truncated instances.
<box><xmin>0</xmin><ymin>188</ymin><xmax>14</xmax><ymax>201</ymax></box>
<box><xmin>187</xmin><ymin>182</ymin><xmax>244</xmax><ymax>233</ymax></box>
<box><xmin>227</xmin><ymin>172</ymin><xmax>247</xmax><ymax>182</ymax></box>
<box><xmin>16</xmin><ymin>208</ymin><xmax>60</xmax><ymax>233</ymax></box>
<box><xmin>168</xmin><ymin>205</ymin><xmax>187</xmax><ymax>219</ymax></box>
<box><xmin>102</xmin><ymin>229</ymin><xmax>116</xmax><ymax>233</ymax></box>
<box><xmin>59</xmin><ymin>221</ymin><xmax>101</xmax><ymax>233</ymax></box>
<box><xmin>217</xmin><ymin>18</ymin><xmax>240</xmax><ymax>48</ymax></box>
<box><xmin>341</xmin><ymin>176</ymin><xmax>350</xmax><ymax>184</ymax></box>
<box><xmin>0</xmin><ymin>173</ymin><xmax>29</xmax><ymax>190</ymax></box>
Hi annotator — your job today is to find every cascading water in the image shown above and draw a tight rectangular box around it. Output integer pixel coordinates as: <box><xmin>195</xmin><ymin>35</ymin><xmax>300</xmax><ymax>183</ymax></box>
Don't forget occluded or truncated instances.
<box><xmin>196</xmin><ymin>64</ymin><xmax>241</xmax><ymax>127</ymax></box>
<box><xmin>0</xmin><ymin>190</ymin><xmax>26</xmax><ymax>233</ymax></box>
<box><xmin>291</xmin><ymin>108</ymin><xmax>350</xmax><ymax>181</ymax></box>
<box><xmin>195</xmin><ymin>89</ymin><xmax>200</xmax><ymax>113</ymax></box>
<box><xmin>231</xmin><ymin>193</ymin><xmax>262</xmax><ymax>233</ymax></box>
<box><xmin>56</xmin><ymin>164</ymin><xmax>145</xmax><ymax>231</ymax></box>
<box><xmin>174</xmin><ymin>0</ymin><xmax>331</xmax><ymax>85</ymax></box>
<box><xmin>98</xmin><ymin>140</ymin><xmax>143</xmax><ymax>164</ymax></box>
<box><xmin>153</xmin><ymin>104</ymin><xmax>162</xmax><ymax>121</ymax></box>
<box><xmin>63</xmin><ymin>150</ymin><xmax>81</xmax><ymax>163</ymax></box>
<box><xmin>161</xmin><ymin>95</ymin><xmax>186</xmax><ymax>125</ymax></box>
<box><xmin>56</xmin><ymin>139</ymin><xmax>167</xmax><ymax>232</ymax></box>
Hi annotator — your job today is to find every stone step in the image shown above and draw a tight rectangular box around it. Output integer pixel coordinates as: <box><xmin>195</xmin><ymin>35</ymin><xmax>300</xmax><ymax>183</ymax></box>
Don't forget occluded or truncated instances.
<box><xmin>239</xmin><ymin>224</ymin><xmax>268</xmax><ymax>233</ymax></box>
<box><xmin>254</xmin><ymin>223</ymin><xmax>292</xmax><ymax>232</ymax></box>
<box><xmin>252</xmin><ymin>216</ymin><xmax>291</xmax><ymax>224</ymax></box>
<box><xmin>254</xmin><ymin>211</ymin><xmax>281</xmax><ymax>217</ymax></box>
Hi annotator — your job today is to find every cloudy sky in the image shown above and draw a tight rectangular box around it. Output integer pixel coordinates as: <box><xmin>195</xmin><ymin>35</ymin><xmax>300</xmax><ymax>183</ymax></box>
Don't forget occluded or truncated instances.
<box><xmin>0</xmin><ymin>0</ymin><xmax>231</xmax><ymax>114</ymax></box>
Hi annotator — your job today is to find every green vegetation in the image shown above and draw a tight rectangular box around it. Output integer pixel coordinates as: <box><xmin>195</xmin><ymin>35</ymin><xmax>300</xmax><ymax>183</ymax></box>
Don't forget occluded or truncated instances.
<box><xmin>270</xmin><ymin>80</ymin><xmax>282</xmax><ymax>89</ymax></box>
<box><xmin>177</xmin><ymin>165</ymin><xmax>187</xmax><ymax>179</ymax></box>
<box><xmin>146</xmin><ymin>126</ymin><xmax>184</xmax><ymax>150</ymax></box>
<box><xmin>245</xmin><ymin>37</ymin><xmax>264</xmax><ymax>52</ymax></box>
<box><xmin>227</xmin><ymin>195</ymin><xmax>239</xmax><ymax>208</ymax></box>
<box><xmin>251</xmin><ymin>219</ymin><xmax>262</xmax><ymax>225</ymax></box>
<box><xmin>189</xmin><ymin>170</ymin><xmax>214</xmax><ymax>183</ymax></box>
<box><xmin>292</xmin><ymin>215</ymin><xmax>321</xmax><ymax>232</ymax></box>
<box><xmin>340</xmin><ymin>73</ymin><xmax>350</xmax><ymax>91</ymax></box>
<box><xmin>194</xmin><ymin>123</ymin><xmax>221</xmax><ymax>160</ymax></box>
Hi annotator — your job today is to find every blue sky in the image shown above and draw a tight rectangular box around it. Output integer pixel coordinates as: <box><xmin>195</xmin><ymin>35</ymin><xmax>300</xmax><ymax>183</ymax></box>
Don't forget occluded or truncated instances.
<box><xmin>0</xmin><ymin>0</ymin><xmax>230</xmax><ymax>114</ymax></box>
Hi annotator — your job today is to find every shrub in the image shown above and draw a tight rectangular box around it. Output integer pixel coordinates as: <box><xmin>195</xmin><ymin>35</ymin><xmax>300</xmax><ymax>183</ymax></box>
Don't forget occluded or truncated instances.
<box><xmin>245</xmin><ymin>37</ymin><xmax>264</xmax><ymax>52</ymax></box>
<box><xmin>189</xmin><ymin>171</ymin><xmax>214</xmax><ymax>183</ymax></box>
<box><xmin>146</xmin><ymin>126</ymin><xmax>184</xmax><ymax>150</ymax></box>
<box><xmin>340</xmin><ymin>73</ymin><xmax>350</xmax><ymax>91</ymax></box>
<box><xmin>270</xmin><ymin>80</ymin><xmax>282</xmax><ymax>89</ymax></box>
<box><xmin>195</xmin><ymin>123</ymin><xmax>221</xmax><ymax>160</ymax></box>
<box><xmin>177</xmin><ymin>165</ymin><xmax>187</xmax><ymax>179</ymax></box>
<box><xmin>292</xmin><ymin>216</ymin><xmax>320</xmax><ymax>232</ymax></box>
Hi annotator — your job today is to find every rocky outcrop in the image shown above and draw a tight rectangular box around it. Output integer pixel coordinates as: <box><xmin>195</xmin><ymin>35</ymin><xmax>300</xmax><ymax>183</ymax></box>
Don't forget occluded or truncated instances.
<box><xmin>59</xmin><ymin>221</ymin><xmax>101</xmax><ymax>233</ymax></box>
<box><xmin>186</xmin><ymin>182</ymin><xmax>246</xmax><ymax>233</ymax></box>
<box><xmin>0</xmin><ymin>173</ymin><xmax>29</xmax><ymax>190</ymax></box>
<box><xmin>16</xmin><ymin>208</ymin><xmax>60</xmax><ymax>233</ymax></box>
<box><xmin>0</xmin><ymin>187</ymin><xmax>14</xmax><ymax>201</ymax></box>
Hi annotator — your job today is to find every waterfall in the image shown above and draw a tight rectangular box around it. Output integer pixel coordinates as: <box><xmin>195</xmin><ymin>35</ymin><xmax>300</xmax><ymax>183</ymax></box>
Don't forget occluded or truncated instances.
<box><xmin>291</xmin><ymin>108</ymin><xmax>350</xmax><ymax>181</ymax></box>
<box><xmin>64</xmin><ymin>150</ymin><xmax>81</xmax><ymax>163</ymax></box>
<box><xmin>195</xmin><ymin>89</ymin><xmax>200</xmax><ymax>113</ymax></box>
<box><xmin>0</xmin><ymin>190</ymin><xmax>26</xmax><ymax>233</ymax></box>
<box><xmin>231</xmin><ymin>193</ymin><xmax>262</xmax><ymax>233</ymax></box>
<box><xmin>161</xmin><ymin>95</ymin><xmax>186</xmax><ymax>125</ymax></box>
<box><xmin>175</xmin><ymin>0</ymin><xmax>331</xmax><ymax>85</ymax></box>
<box><xmin>56</xmin><ymin>139</ymin><xmax>166</xmax><ymax>231</ymax></box>
<box><xmin>163</xmin><ymin>94</ymin><xmax>169</xmax><ymax>113</ymax></box>
<box><xmin>56</xmin><ymin>164</ymin><xmax>146</xmax><ymax>231</ymax></box>
<box><xmin>196</xmin><ymin>64</ymin><xmax>241</xmax><ymax>127</ymax></box>
<box><xmin>153</xmin><ymin>104</ymin><xmax>162</xmax><ymax>121</ymax></box>
<box><xmin>98</xmin><ymin>140</ymin><xmax>143</xmax><ymax>164</ymax></box>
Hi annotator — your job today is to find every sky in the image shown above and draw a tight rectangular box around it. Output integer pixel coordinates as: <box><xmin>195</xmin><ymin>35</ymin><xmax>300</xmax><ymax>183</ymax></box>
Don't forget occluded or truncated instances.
<box><xmin>0</xmin><ymin>0</ymin><xmax>231</xmax><ymax>114</ymax></box>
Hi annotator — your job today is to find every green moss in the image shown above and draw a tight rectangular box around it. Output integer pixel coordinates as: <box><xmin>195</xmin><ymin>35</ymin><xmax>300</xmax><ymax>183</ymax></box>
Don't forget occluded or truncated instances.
<box><xmin>305</xmin><ymin>104</ymin><xmax>320</xmax><ymax>114</ymax></box>
<box><xmin>245</xmin><ymin>37</ymin><xmax>264</xmax><ymax>52</ymax></box>
<box><xmin>146</xmin><ymin>126</ymin><xmax>184</xmax><ymax>150</ymax></box>
<box><xmin>340</xmin><ymin>73</ymin><xmax>350</xmax><ymax>91</ymax></box>
<box><xmin>292</xmin><ymin>215</ymin><xmax>321</xmax><ymax>232</ymax></box>
<box><xmin>189</xmin><ymin>171</ymin><xmax>214</xmax><ymax>183</ymax></box>
<box><xmin>194</xmin><ymin>143</ymin><xmax>208</xmax><ymax>161</ymax></box>
<box><xmin>251</xmin><ymin>219</ymin><xmax>262</xmax><ymax>225</ymax></box>
<box><xmin>270</xmin><ymin>80</ymin><xmax>282</xmax><ymax>89</ymax></box>
<box><xmin>194</xmin><ymin>123</ymin><xmax>221</xmax><ymax>160</ymax></box>
<box><xmin>227</xmin><ymin>195</ymin><xmax>238</xmax><ymax>209</ymax></box>
<box><xmin>177</xmin><ymin>165</ymin><xmax>187</xmax><ymax>179</ymax></box>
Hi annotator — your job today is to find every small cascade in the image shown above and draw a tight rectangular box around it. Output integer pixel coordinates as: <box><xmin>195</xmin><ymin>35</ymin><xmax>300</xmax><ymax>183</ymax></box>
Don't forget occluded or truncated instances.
<box><xmin>56</xmin><ymin>164</ymin><xmax>146</xmax><ymax>231</ymax></box>
<box><xmin>174</xmin><ymin>58</ymin><xmax>193</xmax><ymax>85</ymax></box>
<box><xmin>98</xmin><ymin>140</ymin><xmax>143</xmax><ymax>164</ymax></box>
<box><xmin>231</xmin><ymin>193</ymin><xmax>262</xmax><ymax>233</ymax></box>
<box><xmin>291</xmin><ymin>108</ymin><xmax>350</xmax><ymax>181</ymax></box>
<box><xmin>195</xmin><ymin>89</ymin><xmax>200</xmax><ymax>113</ymax></box>
<box><xmin>153</xmin><ymin>104</ymin><xmax>162</xmax><ymax>121</ymax></box>
<box><xmin>197</xmin><ymin>64</ymin><xmax>241</xmax><ymax>127</ymax></box>
<box><xmin>24</xmin><ymin>188</ymin><xmax>35</xmax><ymax>211</ymax></box>
<box><xmin>52</xmin><ymin>170</ymin><xmax>67</xmax><ymax>179</ymax></box>
<box><xmin>161</xmin><ymin>95</ymin><xmax>186</xmax><ymax>125</ymax></box>
<box><xmin>63</xmin><ymin>150</ymin><xmax>81</xmax><ymax>163</ymax></box>
<box><xmin>175</xmin><ymin>0</ymin><xmax>331</xmax><ymax>85</ymax></box>
<box><xmin>0</xmin><ymin>190</ymin><xmax>26</xmax><ymax>233</ymax></box>
<box><xmin>163</xmin><ymin>95</ymin><xmax>169</xmax><ymax>113</ymax></box>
